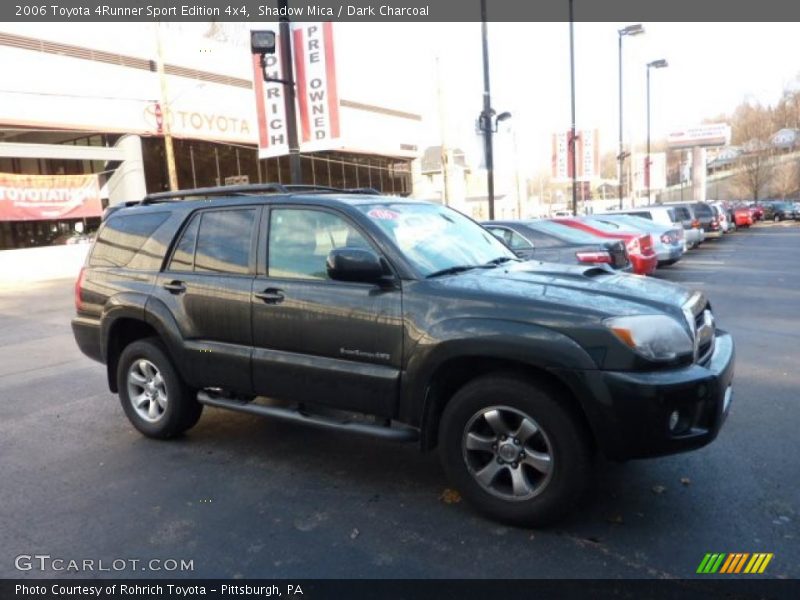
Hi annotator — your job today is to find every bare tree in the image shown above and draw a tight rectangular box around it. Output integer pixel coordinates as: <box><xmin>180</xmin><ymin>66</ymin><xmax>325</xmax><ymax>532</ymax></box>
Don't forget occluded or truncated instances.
<box><xmin>771</xmin><ymin>160</ymin><xmax>799</xmax><ymax>199</ymax></box>
<box><xmin>731</xmin><ymin>103</ymin><xmax>777</xmax><ymax>200</ymax></box>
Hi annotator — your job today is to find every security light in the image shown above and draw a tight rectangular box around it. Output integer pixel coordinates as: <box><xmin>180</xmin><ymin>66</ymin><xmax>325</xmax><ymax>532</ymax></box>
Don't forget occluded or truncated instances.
<box><xmin>619</xmin><ymin>24</ymin><xmax>645</xmax><ymax>37</ymax></box>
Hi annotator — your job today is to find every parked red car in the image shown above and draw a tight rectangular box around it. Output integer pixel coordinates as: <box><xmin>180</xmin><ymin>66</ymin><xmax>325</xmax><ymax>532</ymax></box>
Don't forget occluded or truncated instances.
<box><xmin>553</xmin><ymin>218</ymin><xmax>658</xmax><ymax>275</ymax></box>
<box><xmin>748</xmin><ymin>204</ymin><xmax>764</xmax><ymax>221</ymax></box>
<box><xmin>734</xmin><ymin>207</ymin><xmax>754</xmax><ymax>228</ymax></box>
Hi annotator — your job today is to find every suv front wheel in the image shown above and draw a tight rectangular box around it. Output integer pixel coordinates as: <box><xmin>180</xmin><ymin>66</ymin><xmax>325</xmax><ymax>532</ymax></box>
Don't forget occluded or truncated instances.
<box><xmin>117</xmin><ymin>338</ymin><xmax>203</xmax><ymax>439</ymax></box>
<box><xmin>438</xmin><ymin>374</ymin><xmax>593</xmax><ymax>526</ymax></box>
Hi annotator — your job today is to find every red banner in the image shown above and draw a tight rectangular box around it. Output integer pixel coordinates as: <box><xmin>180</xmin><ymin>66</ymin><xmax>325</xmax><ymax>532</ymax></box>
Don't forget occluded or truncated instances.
<box><xmin>0</xmin><ymin>173</ymin><xmax>102</xmax><ymax>221</ymax></box>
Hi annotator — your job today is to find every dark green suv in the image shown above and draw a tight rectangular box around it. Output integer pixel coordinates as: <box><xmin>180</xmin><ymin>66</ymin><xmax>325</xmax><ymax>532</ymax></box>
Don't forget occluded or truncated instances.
<box><xmin>72</xmin><ymin>184</ymin><xmax>735</xmax><ymax>525</ymax></box>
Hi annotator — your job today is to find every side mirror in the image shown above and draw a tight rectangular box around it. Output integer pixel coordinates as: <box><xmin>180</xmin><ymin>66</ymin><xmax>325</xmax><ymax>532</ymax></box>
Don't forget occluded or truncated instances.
<box><xmin>327</xmin><ymin>248</ymin><xmax>386</xmax><ymax>283</ymax></box>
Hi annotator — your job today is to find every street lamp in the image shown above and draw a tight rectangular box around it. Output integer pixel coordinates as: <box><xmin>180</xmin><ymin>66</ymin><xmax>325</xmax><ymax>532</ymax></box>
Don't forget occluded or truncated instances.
<box><xmin>617</xmin><ymin>23</ymin><xmax>645</xmax><ymax>208</ymax></box>
<box><xmin>569</xmin><ymin>0</ymin><xmax>578</xmax><ymax>216</ymax></box>
<box><xmin>646</xmin><ymin>59</ymin><xmax>668</xmax><ymax>205</ymax></box>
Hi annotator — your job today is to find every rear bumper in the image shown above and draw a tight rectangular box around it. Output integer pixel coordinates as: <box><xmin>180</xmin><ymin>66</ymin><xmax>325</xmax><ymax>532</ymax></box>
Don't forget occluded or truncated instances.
<box><xmin>71</xmin><ymin>316</ymin><xmax>104</xmax><ymax>364</ymax></box>
<box><xmin>630</xmin><ymin>253</ymin><xmax>659</xmax><ymax>275</ymax></box>
<box><xmin>657</xmin><ymin>245</ymin><xmax>684</xmax><ymax>264</ymax></box>
<box><xmin>704</xmin><ymin>228</ymin><xmax>723</xmax><ymax>239</ymax></box>
<box><xmin>555</xmin><ymin>331</ymin><xmax>735</xmax><ymax>460</ymax></box>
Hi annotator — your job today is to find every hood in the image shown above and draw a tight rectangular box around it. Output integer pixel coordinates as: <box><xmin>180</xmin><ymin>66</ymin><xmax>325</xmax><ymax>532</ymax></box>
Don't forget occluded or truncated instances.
<box><xmin>429</xmin><ymin>260</ymin><xmax>694</xmax><ymax>323</ymax></box>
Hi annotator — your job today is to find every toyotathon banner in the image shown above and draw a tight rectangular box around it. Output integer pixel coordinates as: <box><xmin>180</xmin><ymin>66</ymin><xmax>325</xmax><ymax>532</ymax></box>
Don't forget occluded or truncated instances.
<box><xmin>0</xmin><ymin>173</ymin><xmax>102</xmax><ymax>221</ymax></box>
<box><xmin>252</xmin><ymin>22</ymin><xmax>341</xmax><ymax>159</ymax></box>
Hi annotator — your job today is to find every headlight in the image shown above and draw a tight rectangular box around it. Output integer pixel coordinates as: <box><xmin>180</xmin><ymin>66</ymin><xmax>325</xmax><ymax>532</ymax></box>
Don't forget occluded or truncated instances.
<box><xmin>604</xmin><ymin>315</ymin><xmax>693</xmax><ymax>361</ymax></box>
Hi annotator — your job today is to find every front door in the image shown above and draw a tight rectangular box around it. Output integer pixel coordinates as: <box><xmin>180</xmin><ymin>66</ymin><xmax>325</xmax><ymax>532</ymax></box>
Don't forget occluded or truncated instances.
<box><xmin>251</xmin><ymin>206</ymin><xmax>403</xmax><ymax>417</ymax></box>
<box><xmin>154</xmin><ymin>207</ymin><xmax>258</xmax><ymax>392</ymax></box>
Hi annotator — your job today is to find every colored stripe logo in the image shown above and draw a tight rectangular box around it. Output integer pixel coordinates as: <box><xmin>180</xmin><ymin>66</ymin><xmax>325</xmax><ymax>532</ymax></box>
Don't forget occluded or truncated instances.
<box><xmin>697</xmin><ymin>553</ymin><xmax>773</xmax><ymax>574</ymax></box>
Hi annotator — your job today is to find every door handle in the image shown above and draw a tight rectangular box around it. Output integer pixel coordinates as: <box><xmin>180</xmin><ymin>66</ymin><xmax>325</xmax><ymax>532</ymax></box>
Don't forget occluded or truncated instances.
<box><xmin>254</xmin><ymin>288</ymin><xmax>285</xmax><ymax>304</ymax></box>
<box><xmin>163</xmin><ymin>280</ymin><xmax>186</xmax><ymax>294</ymax></box>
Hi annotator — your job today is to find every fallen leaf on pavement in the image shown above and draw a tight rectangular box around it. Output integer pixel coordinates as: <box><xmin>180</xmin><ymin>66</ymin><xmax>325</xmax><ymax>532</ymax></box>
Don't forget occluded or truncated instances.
<box><xmin>680</xmin><ymin>477</ymin><xmax>691</xmax><ymax>486</ymax></box>
<box><xmin>350</xmin><ymin>528</ymin><xmax>360</xmax><ymax>540</ymax></box>
<box><xmin>652</xmin><ymin>485</ymin><xmax>667</xmax><ymax>494</ymax></box>
<box><xmin>606</xmin><ymin>514</ymin><xmax>624</xmax><ymax>525</ymax></box>
<box><xmin>440</xmin><ymin>489</ymin><xmax>462</xmax><ymax>504</ymax></box>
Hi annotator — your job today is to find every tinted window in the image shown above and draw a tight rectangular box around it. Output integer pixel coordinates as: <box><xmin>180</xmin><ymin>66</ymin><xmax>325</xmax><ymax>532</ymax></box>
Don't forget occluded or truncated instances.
<box><xmin>269</xmin><ymin>209</ymin><xmax>371</xmax><ymax>280</ymax></box>
<box><xmin>167</xmin><ymin>214</ymin><xmax>200</xmax><ymax>272</ymax></box>
<box><xmin>673</xmin><ymin>207</ymin><xmax>691</xmax><ymax>221</ymax></box>
<box><xmin>193</xmin><ymin>209</ymin><xmax>256</xmax><ymax>275</ymax></box>
<box><xmin>621</xmin><ymin>211</ymin><xmax>653</xmax><ymax>220</ymax></box>
<box><xmin>90</xmin><ymin>212</ymin><xmax>169</xmax><ymax>268</ymax></box>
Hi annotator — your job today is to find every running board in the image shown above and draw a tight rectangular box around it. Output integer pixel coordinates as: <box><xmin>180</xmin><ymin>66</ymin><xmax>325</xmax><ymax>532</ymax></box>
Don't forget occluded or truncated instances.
<box><xmin>196</xmin><ymin>391</ymin><xmax>419</xmax><ymax>443</ymax></box>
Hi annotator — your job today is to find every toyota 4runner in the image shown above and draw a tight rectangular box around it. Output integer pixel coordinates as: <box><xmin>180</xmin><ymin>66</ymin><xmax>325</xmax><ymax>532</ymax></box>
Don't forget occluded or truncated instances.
<box><xmin>72</xmin><ymin>184</ymin><xmax>735</xmax><ymax>525</ymax></box>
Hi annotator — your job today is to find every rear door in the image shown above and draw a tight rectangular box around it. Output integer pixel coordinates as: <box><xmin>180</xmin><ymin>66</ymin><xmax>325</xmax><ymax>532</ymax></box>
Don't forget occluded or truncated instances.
<box><xmin>250</xmin><ymin>205</ymin><xmax>403</xmax><ymax>417</ymax></box>
<box><xmin>154</xmin><ymin>207</ymin><xmax>258</xmax><ymax>392</ymax></box>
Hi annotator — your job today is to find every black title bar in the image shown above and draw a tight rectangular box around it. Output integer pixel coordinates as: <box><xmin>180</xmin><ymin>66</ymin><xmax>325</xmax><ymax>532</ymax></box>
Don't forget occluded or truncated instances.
<box><xmin>4</xmin><ymin>0</ymin><xmax>800</xmax><ymax>22</ymax></box>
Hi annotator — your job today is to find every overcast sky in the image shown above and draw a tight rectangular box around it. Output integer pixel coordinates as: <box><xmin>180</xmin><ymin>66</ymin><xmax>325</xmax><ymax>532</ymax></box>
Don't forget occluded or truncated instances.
<box><xmin>335</xmin><ymin>22</ymin><xmax>800</xmax><ymax>175</ymax></box>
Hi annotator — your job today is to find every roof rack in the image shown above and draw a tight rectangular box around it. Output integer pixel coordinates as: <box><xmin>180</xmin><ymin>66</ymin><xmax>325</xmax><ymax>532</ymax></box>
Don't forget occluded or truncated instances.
<box><xmin>141</xmin><ymin>183</ymin><xmax>383</xmax><ymax>205</ymax></box>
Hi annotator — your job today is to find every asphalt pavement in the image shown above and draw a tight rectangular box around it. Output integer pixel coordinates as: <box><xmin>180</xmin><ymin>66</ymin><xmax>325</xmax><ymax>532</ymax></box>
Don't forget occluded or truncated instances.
<box><xmin>0</xmin><ymin>222</ymin><xmax>797</xmax><ymax>579</ymax></box>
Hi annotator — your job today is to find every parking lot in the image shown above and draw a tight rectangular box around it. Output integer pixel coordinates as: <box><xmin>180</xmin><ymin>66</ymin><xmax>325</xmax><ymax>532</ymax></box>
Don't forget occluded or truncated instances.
<box><xmin>0</xmin><ymin>222</ymin><xmax>797</xmax><ymax>579</ymax></box>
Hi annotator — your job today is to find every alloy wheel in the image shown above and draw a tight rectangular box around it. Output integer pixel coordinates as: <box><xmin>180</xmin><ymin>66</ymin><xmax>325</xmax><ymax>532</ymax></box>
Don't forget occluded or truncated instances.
<box><xmin>462</xmin><ymin>405</ymin><xmax>554</xmax><ymax>501</ymax></box>
<box><xmin>127</xmin><ymin>359</ymin><xmax>168</xmax><ymax>423</ymax></box>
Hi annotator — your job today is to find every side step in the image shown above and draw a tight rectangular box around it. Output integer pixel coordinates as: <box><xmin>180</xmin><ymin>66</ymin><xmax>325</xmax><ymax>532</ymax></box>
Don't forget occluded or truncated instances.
<box><xmin>197</xmin><ymin>391</ymin><xmax>419</xmax><ymax>443</ymax></box>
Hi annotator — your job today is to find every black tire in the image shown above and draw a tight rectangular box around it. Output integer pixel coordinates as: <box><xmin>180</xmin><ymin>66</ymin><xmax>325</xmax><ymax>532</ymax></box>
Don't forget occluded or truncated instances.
<box><xmin>117</xmin><ymin>337</ymin><xmax>202</xmax><ymax>439</ymax></box>
<box><xmin>438</xmin><ymin>373</ymin><xmax>593</xmax><ymax>527</ymax></box>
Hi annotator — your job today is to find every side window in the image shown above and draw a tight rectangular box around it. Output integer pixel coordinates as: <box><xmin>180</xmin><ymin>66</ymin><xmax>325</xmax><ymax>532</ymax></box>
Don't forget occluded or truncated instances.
<box><xmin>507</xmin><ymin>230</ymin><xmax>533</xmax><ymax>250</ymax></box>
<box><xmin>485</xmin><ymin>227</ymin><xmax>508</xmax><ymax>244</ymax></box>
<box><xmin>89</xmin><ymin>212</ymin><xmax>169</xmax><ymax>268</ymax></box>
<box><xmin>269</xmin><ymin>208</ymin><xmax>371</xmax><ymax>280</ymax></box>
<box><xmin>193</xmin><ymin>209</ymin><xmax>256</xmax><ymax>275</ymax></box>
<box><xmin>528</xmin><ymin>231</ymin><xmax>559</xmax><ymax>248</ymax></box>
<box><xmin>168</xmin><ymin>214</ymin><xmax>200</xmax><ymax>272</ymax></box>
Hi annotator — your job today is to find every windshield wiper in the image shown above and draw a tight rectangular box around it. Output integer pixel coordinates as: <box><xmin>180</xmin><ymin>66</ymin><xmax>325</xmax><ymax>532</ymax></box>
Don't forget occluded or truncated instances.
<box><xmin>426</xmin><ymin>264</ymin><xmax>492</xmax><ymax>278</ymax></box>
<box><xmin>484</xmin><ymin>256</ymin><xmax>518</xmax><ymax>266</ymax></box>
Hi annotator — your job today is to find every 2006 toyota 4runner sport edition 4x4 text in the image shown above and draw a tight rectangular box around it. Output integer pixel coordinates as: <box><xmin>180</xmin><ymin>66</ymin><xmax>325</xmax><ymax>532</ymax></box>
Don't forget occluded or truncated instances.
<box><xmin>72</xmin><ymin>184</ymin><xmax>735</xmax><ymax>526</ymax></box>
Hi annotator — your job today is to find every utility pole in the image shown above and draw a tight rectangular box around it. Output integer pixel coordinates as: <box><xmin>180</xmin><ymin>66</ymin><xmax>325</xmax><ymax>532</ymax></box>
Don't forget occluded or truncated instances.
<box><xmin>155</xmin><ymin>24</ymin><xmax>178</xmax><ymax>191</ymax></box>
<box><xmin>279</xmin><ymin>0</ymin><xmax>302</xmax><ymax>184</ymax></box>
<box><xmin>480</xmin><ymin>0</ymin><xmax>495</xmax><ymax>220</ymax></box>
<box><xmin>568</xmin><ymin>0</ymin><xmax>578</xmax><ymax>216</ymax></box>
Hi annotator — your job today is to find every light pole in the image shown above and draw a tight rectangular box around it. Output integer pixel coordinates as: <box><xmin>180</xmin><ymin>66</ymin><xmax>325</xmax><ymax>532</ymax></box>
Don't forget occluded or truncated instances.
<box><xmin>477</xmin><ymin>0</ymin><xmax>511</xmax><ymax>220</ymax></box>
<box><xmin>617</xmin><ymin>23</ymin><xmax>644</xmax><ymax>208</ymax></box>
<box><xmin>646</xmin><ymin>59</ymin><xmax>668</xmax><ymax>205</ymax></box>
<box><xmin>568</xmin><ymin>0</ymin><xmax>577</xmax><ymax>216</ymax></box>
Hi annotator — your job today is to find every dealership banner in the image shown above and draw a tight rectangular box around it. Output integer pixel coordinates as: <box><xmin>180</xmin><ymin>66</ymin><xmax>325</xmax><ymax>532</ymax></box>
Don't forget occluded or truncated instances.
<box><xmin>552</xmin><ymin>129</ymin><xmax>600</xmax><ymax>182</ymax></box>
<box><xmin>253</xmin><ymin>22</ymin><xmax>341</xmax><ymax>159</ymax></box>
<box><xmin>294</xmin><ymin>22</ymin><xmax>341</xmax><ymax>151</ymax></box>
<box><xmin>0</xmin><ymin>173</ymin><xmax>102</xmax><ymax>221</ymax></box>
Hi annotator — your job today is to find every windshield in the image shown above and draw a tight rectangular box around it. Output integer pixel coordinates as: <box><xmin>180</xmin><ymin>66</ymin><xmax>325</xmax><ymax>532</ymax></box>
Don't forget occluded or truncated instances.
<box><xmin>358</xmin><ymin>202</ymin><xmax>514</xmax><ymax>276</ymax></box>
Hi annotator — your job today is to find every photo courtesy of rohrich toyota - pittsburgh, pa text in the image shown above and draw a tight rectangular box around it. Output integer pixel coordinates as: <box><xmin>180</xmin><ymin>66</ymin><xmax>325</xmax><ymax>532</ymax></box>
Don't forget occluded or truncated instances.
<box><xmin>0</xmin><ymin>1</ymin><xmax>797</xmax><ymax>599</ymax></box>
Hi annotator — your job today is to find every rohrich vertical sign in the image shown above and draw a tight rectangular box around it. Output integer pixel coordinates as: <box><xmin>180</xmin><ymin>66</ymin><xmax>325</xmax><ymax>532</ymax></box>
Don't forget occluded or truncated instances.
<box><xmin>252</xmin><ymin>22</ymin><xmax>341</xmax><ymax>160</ymax></box>
<box><xmin>0</xmin><ymin>173</ymin><xmax>102</xmax><ymax>220</ymax></box>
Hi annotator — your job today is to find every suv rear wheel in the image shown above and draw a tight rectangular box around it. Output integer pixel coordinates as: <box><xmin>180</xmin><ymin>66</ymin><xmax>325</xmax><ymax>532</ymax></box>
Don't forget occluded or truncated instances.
<box><xmin>117</xmin><ymin>338</ymin><xmax>203</xmax><ymax>439</ymax></box>
<box><xmin>438</xmin><ymin>374</ymin><xmax>593</xmax><ymax>526</ymax></box>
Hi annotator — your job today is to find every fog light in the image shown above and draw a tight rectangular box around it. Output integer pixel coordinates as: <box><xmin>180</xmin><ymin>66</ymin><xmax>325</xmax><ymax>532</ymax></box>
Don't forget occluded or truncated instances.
<box><xmin>668</xmin><ymin>410</ymin><xmax>680</xmax><ymax>432</ymax></box>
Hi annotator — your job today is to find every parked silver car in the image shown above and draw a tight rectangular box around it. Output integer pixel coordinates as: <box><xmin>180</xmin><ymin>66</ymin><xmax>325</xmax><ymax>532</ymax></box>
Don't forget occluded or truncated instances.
<box><xmin>598</xmin><ymin>205</ymin><xmax>703</xmax><ymax>250</ymax></box>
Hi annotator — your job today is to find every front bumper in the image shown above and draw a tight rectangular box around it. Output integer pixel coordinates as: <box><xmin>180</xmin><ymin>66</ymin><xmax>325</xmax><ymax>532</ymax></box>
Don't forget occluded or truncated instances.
<box><xmin>555</xmin><ymin>331</ymin><xmax>735</xmax><ymax>460</ymax></box>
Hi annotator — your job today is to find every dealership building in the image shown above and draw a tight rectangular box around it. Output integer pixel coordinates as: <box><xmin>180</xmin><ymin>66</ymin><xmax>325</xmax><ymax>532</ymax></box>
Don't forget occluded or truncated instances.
<box><xmin>0</xmin><ymin>23</ymin><xmax>422</xmax><ymax>249</ymax></box>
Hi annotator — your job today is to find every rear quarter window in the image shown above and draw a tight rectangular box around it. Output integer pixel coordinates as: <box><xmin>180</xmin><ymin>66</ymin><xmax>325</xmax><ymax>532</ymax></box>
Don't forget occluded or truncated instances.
<box><xmin>89</xmin><ymin>212</ymin><xmax>169</xmax><ymax>269</ymax></box>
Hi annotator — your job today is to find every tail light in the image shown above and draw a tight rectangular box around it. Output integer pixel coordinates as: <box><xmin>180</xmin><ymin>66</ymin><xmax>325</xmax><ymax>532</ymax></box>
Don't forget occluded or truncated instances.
<box><xmin>576</xmin><ymin>251</ymin><xmax>612</xmax><ymax>264</ymax></box>
<box><xmin>692</xmin><ymin>219</ymin><xmax>700</xmax><ymax>228</ymax></box>
<box><xmin>661</xmin><ymin>231</ymin><xmax>680</xmax><ymax>244</ymax></box>
<box><xmin>626</xmin><ymin>237</ymin><xmax>641</xmax><ymax>255</ymax></box>
<box><xmin>639</xmin><ymin>234</ymin><xmax>653</xmax><ymax>253</ymax></box>
<box><xmin>74</xmin><ymin>267</ymin><xmax>86</xmax><ymax>312</ymax></box>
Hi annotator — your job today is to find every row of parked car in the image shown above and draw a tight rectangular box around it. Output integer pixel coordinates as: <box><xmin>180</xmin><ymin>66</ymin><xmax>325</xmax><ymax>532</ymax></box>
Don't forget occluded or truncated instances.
<box><xmin>483</xmin><ymin>200</ymin><xmax>764</xmax><ymax>276</ymax></box>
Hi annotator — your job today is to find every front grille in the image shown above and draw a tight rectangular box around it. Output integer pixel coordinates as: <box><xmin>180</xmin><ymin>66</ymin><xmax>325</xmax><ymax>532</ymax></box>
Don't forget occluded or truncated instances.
<box><xmin>684</xmin><ymin>293</ymin><xmax>715</xmax><ymax>365</ymax></box>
